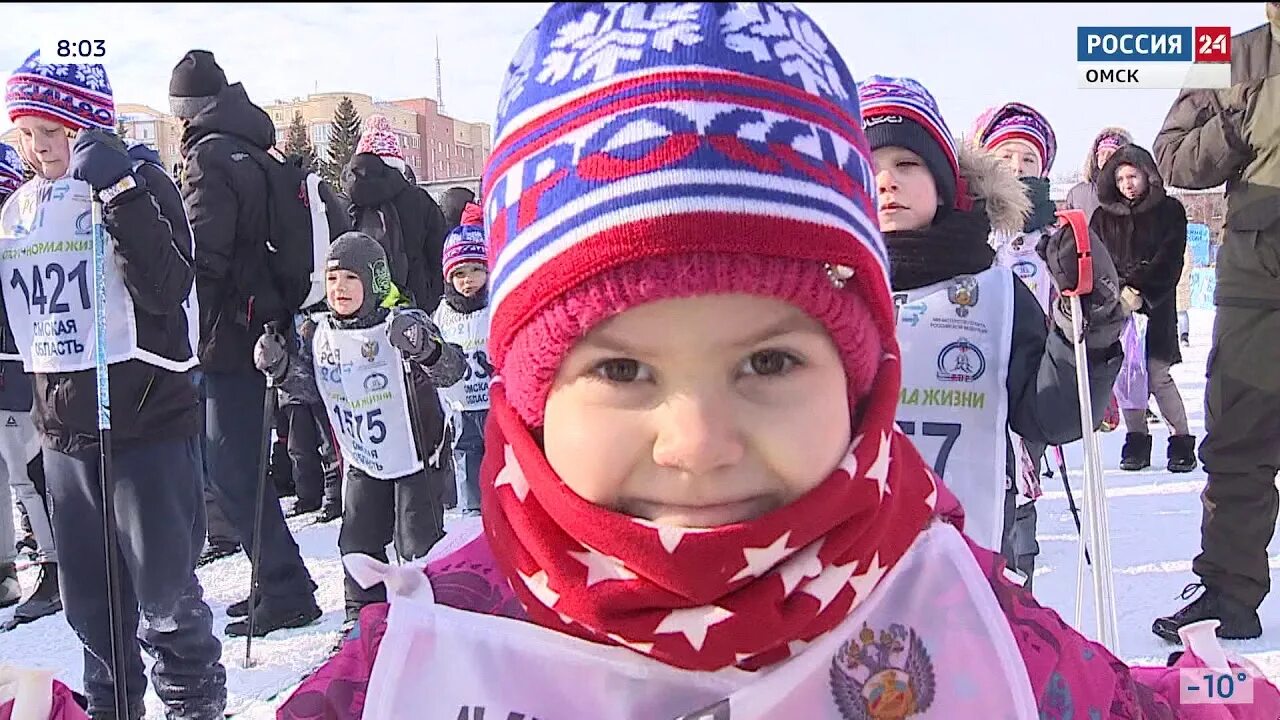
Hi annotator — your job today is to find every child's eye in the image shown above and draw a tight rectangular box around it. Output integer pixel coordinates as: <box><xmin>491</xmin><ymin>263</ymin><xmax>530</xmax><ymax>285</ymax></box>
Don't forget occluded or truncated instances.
<box><xmin>741</xmin><ymin>349</ymin><xmax>800</xmax><ymax>377</ymax></box>
<box><xmin>590</xmin><ymin>358</ymin><xmax>651</xmax><ymax>384</ymax></box>
<box><xmin>897</xmin><ymin>159</ymin><xmax>919</xmax><ymax>168</ymax></box>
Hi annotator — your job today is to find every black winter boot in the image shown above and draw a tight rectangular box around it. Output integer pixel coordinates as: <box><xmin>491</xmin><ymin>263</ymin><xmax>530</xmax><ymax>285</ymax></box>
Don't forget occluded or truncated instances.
<box><xmin>1</xmin><ymin>562</ymin><xmax>61</xmax><ymax>629</ymax></box>
<box><xmin>1120</xmin><ymin>432</ymin><xmax>1152</xmax><ymax>471</ymax></box>
<box><xmin>1152</xmin><ymin>583</ymin><xmax>1261</xmax><ymax>642</ymax></box>
<box><xmin>1167</xmin><ymin>435</ymin><xmax>1198</xmax><ymax>473</ymax></box>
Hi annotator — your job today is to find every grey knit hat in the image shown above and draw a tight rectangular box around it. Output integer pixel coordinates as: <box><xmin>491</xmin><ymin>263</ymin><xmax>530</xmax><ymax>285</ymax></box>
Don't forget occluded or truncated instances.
<box><xmin>326</xmin><ymin>232</ymin><xmax>393</xmax><ymax>317</ymax></box>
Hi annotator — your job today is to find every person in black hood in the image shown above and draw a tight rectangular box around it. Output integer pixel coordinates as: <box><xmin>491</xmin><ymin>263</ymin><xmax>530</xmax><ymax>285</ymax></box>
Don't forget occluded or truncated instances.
<box><xmin>1089</xmin><ymin>144</ymin><xmax>1195</xmax><ymax>475</ymax></box>
<box><xmin>440</xmin><ymin>186</ymin><xmax>477</xmax><ymax>230</ymax></box>
<box><xmin>170</xmin><ymin>49</ymin><xmax>321</xmax><ymax>637</ymax></box>
<box><xmin>345</xmin><ymin>115</ymin><xmax>448</xmax><ymax>314</ymax></box>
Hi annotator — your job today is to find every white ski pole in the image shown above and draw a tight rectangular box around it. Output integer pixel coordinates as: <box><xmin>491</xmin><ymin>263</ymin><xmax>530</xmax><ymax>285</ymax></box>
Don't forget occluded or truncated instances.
<box><xmin>91</xmin><ymin>196</ymin><xmax>131</xmax><ymax>719</ymax></box>
<box><xmin>1056</xmin><ymin>209</ymin><xmax>1120</xmax><ymax>653</ymax></box>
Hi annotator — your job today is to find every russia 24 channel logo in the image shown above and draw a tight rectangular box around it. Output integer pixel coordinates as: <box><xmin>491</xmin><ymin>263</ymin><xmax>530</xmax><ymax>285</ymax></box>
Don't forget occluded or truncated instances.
<box><xmin>1077</xmin><ymin>26</ymin><xmax>1231</xmax><ymax>90</ymax></box>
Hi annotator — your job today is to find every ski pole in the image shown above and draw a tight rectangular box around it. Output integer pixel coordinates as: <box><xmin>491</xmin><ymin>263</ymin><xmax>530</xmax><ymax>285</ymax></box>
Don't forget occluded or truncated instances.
<box><xmin>1055</xmin><ymin>209</ymin><xmax>1120</xmax><ymax>653</ymax></box>
<box><xmin>91</xmin><ymin>197</ymin><xmax>131</xmax><ymax>720</ymax></box>
<box><xmin>245</xmin><ymin>321</ymin><xmax>281</xmax><ymax>668</ymax></box>
<box><xmin>1052</xmin><ymin>445</ymin><xmax>1090</xmax><ymax>565</ymax></box>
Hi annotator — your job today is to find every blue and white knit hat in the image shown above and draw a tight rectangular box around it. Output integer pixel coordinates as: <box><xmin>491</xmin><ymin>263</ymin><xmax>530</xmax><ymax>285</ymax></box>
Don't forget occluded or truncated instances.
<box><xmin>482</xmin><ymin>2</ymin><xmax>887</xmax><ymax>377</ymax></box>
<box><xmin>0</xmin><ymin>142</ymin><xmax>24</xmax><ymax>195</ymax></box>
<box><xmin>5</xmin><ymin>50</ymin><xmax>115</xmax><ymax>131</ymax></box>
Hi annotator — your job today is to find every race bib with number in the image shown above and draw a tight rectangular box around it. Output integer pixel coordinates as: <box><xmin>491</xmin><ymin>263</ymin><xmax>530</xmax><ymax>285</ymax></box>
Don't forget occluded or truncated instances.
<box><xmin>894</xmin><ymin>267</ymin><xmax>1015</xmax><ymax>551</ymax></box>
<box><xmin>433</xmin><ymin>301</ymin><xmax>491</xmax><ymax>413</ymax></box>
<box><xmin>991</xmin><ymin>229</ymin><xmax>1054</xmax><ymax>314</ymax></box>
<box><xmin>312</xmin><ymin>314</ymin><xmax>422</xmax><ymax>479</ymax></box>
<box><xmin>0</xmin><ymin>175</ymin><xmax>197</xmax><ymax>374</ymax></box>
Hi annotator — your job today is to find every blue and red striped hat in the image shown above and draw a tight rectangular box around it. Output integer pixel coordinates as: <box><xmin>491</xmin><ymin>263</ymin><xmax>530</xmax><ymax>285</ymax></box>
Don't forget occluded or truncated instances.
<box><xmin>5</xmin><ymin>50</ymin><xmax>115</xmax><ymax>131</ymax></box>
<box><xmin>482</xmin><ymin>2</ymin><xmax>889</xmax><ymax>401</ymax></box>
<box><xmin>856</xmin><ymin>75</ymin><xmax>964</xmax><ymax>211</ymax></box>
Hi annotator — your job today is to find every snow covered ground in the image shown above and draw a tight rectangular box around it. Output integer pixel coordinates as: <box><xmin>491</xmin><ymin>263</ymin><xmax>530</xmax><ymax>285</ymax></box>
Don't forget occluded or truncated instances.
<box><xmin>2</xmin><ymin>307</ymin><xmax>1278</xmax><ymax>716</ymax></box>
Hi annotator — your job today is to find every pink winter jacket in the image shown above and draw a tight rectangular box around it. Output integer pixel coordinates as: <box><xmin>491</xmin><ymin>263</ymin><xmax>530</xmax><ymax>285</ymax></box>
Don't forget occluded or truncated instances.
<box><xmin>0</xmin><ymin>678</ymin><xmax>88</xmax><ymax>720</ymax></box>
<box><xmin>279</xmin><ymin>508</ymin><xmax>1279</xmax><ymax>719</ymax></box>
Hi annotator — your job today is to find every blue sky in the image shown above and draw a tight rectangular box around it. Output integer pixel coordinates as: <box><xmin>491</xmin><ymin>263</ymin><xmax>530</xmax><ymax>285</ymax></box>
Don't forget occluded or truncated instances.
<box><xmin>0</xmin><ymin>2</ymin><xmax>1267</xmax><ymax>179</ymax></box>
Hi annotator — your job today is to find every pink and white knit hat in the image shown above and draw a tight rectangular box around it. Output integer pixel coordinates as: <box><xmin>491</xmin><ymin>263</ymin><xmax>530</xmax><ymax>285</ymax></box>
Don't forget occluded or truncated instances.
<box><xmin>357</xmin><ymin>114</ymin><xmax>405</xmax><ymax>170</ymax></box>
<box><xmin>482</xmin><ymin>2</ymin><xmax>891</xmax><ymax>427</ymax></box>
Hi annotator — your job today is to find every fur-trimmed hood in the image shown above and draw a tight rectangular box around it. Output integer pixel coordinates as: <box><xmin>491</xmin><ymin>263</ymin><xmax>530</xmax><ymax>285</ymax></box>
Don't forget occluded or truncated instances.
<box><xmin>1096</xmin><ymin>143</ymin><xmax>1167</xmax><ymax>215</ymax></box>
<box><xmin>1083</xmin><ymin>126</ymin><xmax>1134</xmax><ymax>182</ymax></box>
<box><xmin>957</xmin><ymin>142</ymin><xmax>1031</xmax><ymax>234</ymax></box>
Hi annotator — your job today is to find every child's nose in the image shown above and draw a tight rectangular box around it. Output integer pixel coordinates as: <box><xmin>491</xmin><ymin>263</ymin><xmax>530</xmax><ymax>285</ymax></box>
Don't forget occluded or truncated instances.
<box><xmin>651</xmin><ymin>392</ymin><xmax>744</xmax><ymax>476</ymax></box>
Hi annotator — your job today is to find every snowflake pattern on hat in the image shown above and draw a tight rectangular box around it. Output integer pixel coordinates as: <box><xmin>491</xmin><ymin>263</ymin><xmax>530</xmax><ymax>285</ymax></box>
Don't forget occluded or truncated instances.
<box><xmin>356</xmin><ymin>114</ymin><xmax>404</xmax><ymax>160</ymax></box>
<box><xmin>0</xmin><ymin>142</ymin><xmax>24</xmax><ymax>195</ymax></box>
<box><xmin>483</xmin><ymin>2</ymin><xmax>887</xmax><ymax>365</ymax></box>
<box><xmin>5</xmin><ymin>50</ymin><xmax>115</xmax><ymax>131</ymax></box>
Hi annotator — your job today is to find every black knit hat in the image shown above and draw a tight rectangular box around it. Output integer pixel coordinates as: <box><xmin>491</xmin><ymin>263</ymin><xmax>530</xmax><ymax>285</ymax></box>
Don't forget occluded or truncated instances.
<box><xmin>326</xmin><ymin>232</ymin><xmax>394</xmax><ymax>318</ymax></box>
<box><xmin>863</xmin><ymin>115</ymin><xmax>957</xmax><ymax>214</ymax></box>
<box><xmin>168</xmin><ymin>50</ymin><xmax>228</xmax><ymax>119</ymax></box>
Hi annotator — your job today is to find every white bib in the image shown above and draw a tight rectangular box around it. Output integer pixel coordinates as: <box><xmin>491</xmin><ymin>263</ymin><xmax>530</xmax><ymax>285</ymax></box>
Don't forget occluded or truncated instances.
<box><xmin>0</xmin><ymin>177</ymin><xmax>197</xmax><ymax>374</ymax></box>
<box><xmin>894</xmin><ymin>268</ymin><xmax>1015</xmax><ymax>551</ymax></box>
<box><xmin>433</xmin><ymin>301</ymin><xmax>491</xmax><ymax>413</ymax></box>
<box><xmin>991</xmin><ymin>229</ymin><xmax>1054</xmax><ymax>314</ymax></box>
<box><xmin>312</xmin><ymin>314</ymin><xmax>422</xmax><ymax>479</ymax></box>
<box><xmin>355</xmin><ymin>522</ymin><xmax>1036</xmax><ymax>719</ymax></box>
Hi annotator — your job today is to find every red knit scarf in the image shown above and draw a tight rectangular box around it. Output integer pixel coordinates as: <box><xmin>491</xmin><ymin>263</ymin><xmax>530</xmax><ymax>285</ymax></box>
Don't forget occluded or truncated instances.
<box><xmin>480</xmin><ymin>353</ymin><xmax>938</xmax><ymax>672</ymax></box>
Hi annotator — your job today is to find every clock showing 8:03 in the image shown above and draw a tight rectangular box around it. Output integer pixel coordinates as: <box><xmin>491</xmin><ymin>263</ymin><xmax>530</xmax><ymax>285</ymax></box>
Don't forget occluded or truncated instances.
<box><xmin>39</xmin><ymin>39</ymin><xmax>111</xmax><ymax>64</ymax></box>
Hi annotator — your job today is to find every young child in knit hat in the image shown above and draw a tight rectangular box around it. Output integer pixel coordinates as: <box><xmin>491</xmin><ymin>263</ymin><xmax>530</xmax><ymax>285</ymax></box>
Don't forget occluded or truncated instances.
<box><xmin>2</xmin><ymin>50</ymin><xmax>225</xmax><ymax>718</ymax></box>
<box><xmin>278</xmin><ymin>6</ymin><xmax>1277</xmax><ymax>719</ymax></box>
<box><xmin>968</xmin><ymin>101</ymin><xmax>1079</xmax><ymax>580</ymax></box>
<box><xmin>432</xmin><ymin>205</ymin><xmax>490</xmax><ymax>517</ymax></box>
<box><xmin>255</xmin><ymin>231</ymin><xmax>466</xmax><ymax>625</ymax></box>
<box><xmin>858</xmin><ymin>76</ymin><xmax>1127</xmax><ymax>591</ymax></box>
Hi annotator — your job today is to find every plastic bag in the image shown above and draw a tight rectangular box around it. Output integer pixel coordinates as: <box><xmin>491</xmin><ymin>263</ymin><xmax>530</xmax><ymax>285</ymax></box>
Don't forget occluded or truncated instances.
<box><xmin>1114</xmin><ymin>314</ymin><xmax>1150</xmax><ymax>411</ymax></box>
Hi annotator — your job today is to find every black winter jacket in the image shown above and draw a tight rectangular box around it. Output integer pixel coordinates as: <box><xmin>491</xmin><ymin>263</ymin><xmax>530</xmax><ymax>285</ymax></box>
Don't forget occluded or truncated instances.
<box><xmin>1090</xmin><ymin>145</ymin><xmax>1188</xmax><ymax>365</ymax></box>
<box><xmin>0</xmin><ymin>164</ymin><xmax>200</xmax><ymax>453</ymax></box>
<box><xmin>345</xmin><ymin>154</ymin><xmax>448</xmax><ymax>314</ymax></box>
<box><xmin>179</xmin><ymin>82</ymin><xmax>286</xmax><ymax>374</ymax></box>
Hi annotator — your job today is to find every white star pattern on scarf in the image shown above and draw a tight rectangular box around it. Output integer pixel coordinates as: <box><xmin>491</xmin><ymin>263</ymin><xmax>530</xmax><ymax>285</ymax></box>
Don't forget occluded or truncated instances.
<box><xmin>787</xmin><ymin>639</ymin><xmax>810</xmax><ymax>657</ymax></box>
<box><xmin>728</xmin><ymin>531</ymin><xmax>793</xmax><ymax>583</ymax></box>
<box><xmin>518</xmin><ymin>569</ymin><xmax>560</xmax><ymax>609</ymax></box>
<box><xmin>653</xmin><ymin>605</ymin><xmax>733</xmax><ymax>652</ymax></box>
<box><xmin>865</xmin><ymin>432</ymin><xmax>891</xmax><ymax>498</ymax></box>
<box><xmin>799</xmin><ymin>558</ymin><xmax>859</xmax><ymax>612</ymax></box>
<box><xmin>845</xmin><ymin>552</ymin><xmax>888</xmax><ymax>602</ymax></box>
<box><xmin>607</xmin><ymin>632</ymin><xmax>655</xmax><ymax>656</ymax></box>
<box><xmin>568</xmin><ymin>543</ymin><xmax>639</xmax><ymax>587</ymax></box>
<box><xmin>493</xmin><ymin>444</ymin><xmax>531</xmax><ymax>501</ymax></box>
<box><xmin>775</xmin><ymin>538</ymin><xmax>824</xmax><ymax>595</ymax></box>
<box><xmin>838</xmin><ymin>435</ymin><xmax>861</xmax><ymax>477</ymax></box>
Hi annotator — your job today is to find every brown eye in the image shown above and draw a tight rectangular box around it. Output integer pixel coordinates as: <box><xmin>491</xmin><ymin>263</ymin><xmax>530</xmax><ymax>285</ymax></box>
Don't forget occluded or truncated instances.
<box><xmin>592</xmin><ymin>359</ymin><xmax>649</xmax><ymax>383</ymax></box>
<box><xmin>744</xmin><ymin>350</ymin><xmax>798</xmax><ymax>377</ymax></box>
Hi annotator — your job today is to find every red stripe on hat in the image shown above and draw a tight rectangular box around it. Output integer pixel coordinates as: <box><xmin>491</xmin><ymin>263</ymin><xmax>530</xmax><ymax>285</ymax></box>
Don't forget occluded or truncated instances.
<box><xmin>488</xmin><ymin>211</ymin><xmax>895</xmax><ymax>373</ymax></box>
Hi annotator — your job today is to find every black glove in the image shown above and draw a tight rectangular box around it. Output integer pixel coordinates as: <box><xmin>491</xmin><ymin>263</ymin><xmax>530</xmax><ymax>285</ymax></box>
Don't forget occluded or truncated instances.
<box><xmin>69</xmin><ymin>129</ymin><xmax>133</xmax><ymax>191</ymax></box>
<box><xmin>253</xmin><ymin>325</ymin><xmax>289</xmax><ymax>381</ymax></box>
<box><xmin>1037</xmin><ymin>223</ymin><xmax>1124</xmax><ymax>350</ymax></box>
<box><xmin>388</xmin><ymin>309</ymin><xmax>444</xmax><ymax>364</ymax></box>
